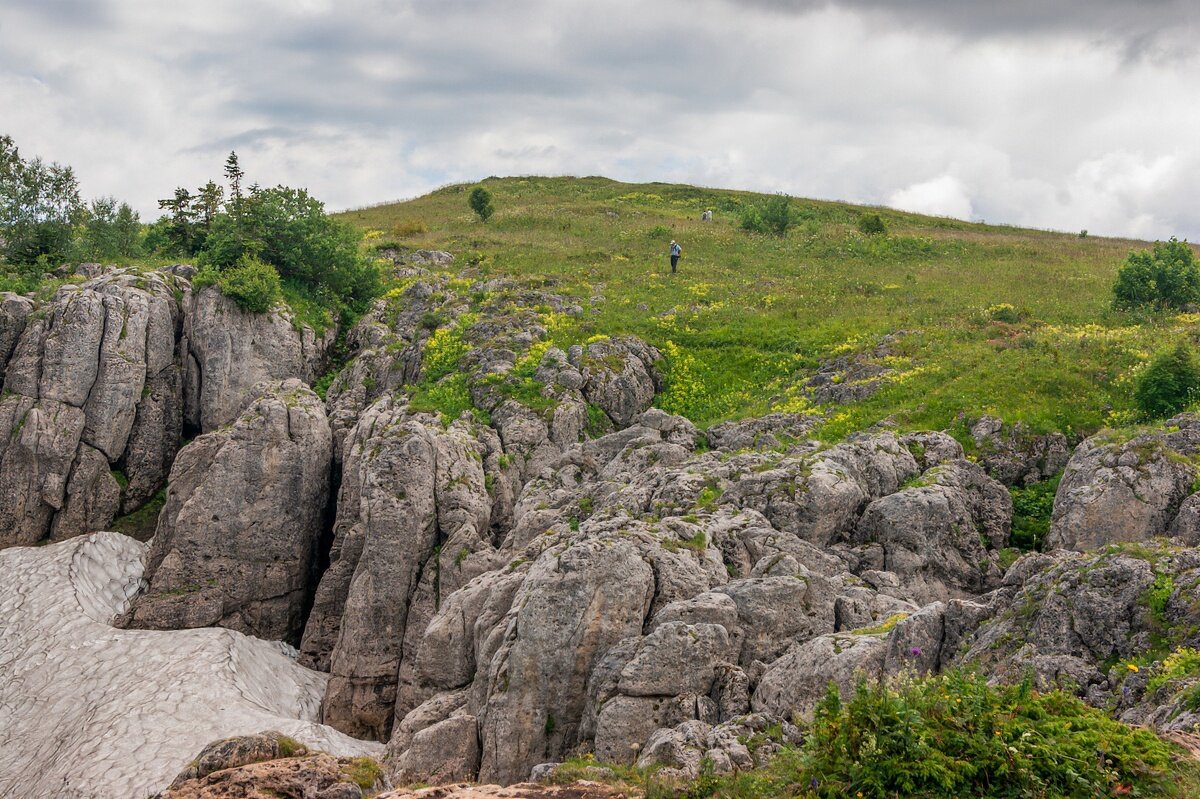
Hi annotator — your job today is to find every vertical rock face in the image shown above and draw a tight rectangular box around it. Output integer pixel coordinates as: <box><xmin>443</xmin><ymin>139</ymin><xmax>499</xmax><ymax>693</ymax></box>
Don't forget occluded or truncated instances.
<box><xmin>184</xmin><ymin>285</ymin><xmax>335</xmax><ymax>433</ymax></box>
<box><xmin>301</xmin><ymin>396</ymin><xmax>496</xmax><ymax>741</ymax></box>
<box><xmin>0</xmin><ymin>271</ymin><xmax>188</xmax><ymax>548</ymax></box>
<box><xmin>119</xmin><ymin>379</ymin><xmax>332</xmax><ymax>644</ymax></box>
<box><xmin>0</xmin><ymin>292</ymin><xmax>34</xmax><ymax>385</ymax></box>
<box><xmin>477</xmin><ymin>538</ymin><xmax>656</xmax><ymax>783</ymax></box>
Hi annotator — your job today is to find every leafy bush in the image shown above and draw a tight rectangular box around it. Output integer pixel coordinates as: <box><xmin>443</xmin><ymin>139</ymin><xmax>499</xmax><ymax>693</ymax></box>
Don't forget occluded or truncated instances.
<box><xmin>202</xmin><ymin>255</ymin><xmax>282</xmax><ymax>314</ymax></box>
<box><xmin>565</xmin><ymin>671</ymin><xmax>1191</xmax><ymax>799</ymax></box>
<box><xmin>740</xmin><ymin>195</ymin><xmax>793</xmax><ymax>236</ymax></box>
<box><xmin>469</xmin><ymin>186</ymin><xmax>494</xmax><ymax>222</ymax></box>
<box><xmin>0</xmin><ymin>135</ymin><xmax>83</xmax><ymax>265</ymax></box>
<box><xmin>857</xmin><ymin>213</ymin><xmax>887</xmax><ymax>236</ymax></box>
<box><xmin>1113</xmin><ymin>238</ymin><xmax>1200</xmax><ymax>311</ymax></box>
<box><xmin>796</xmin><ymin>671</ymin><xmax>1177</xmax><ymax>799</ymax></box>
<box><xmin>1009</xmin><ymin>474</ymin><xmax>1061</xmax><ymax>550</ymax></box>
<box><xmin>200</xmin><ymin>185</ymin><xmax>381</xmax><ymax>315</ymax></box>
<box><xmin>1136</xmin><ymin>340</ymin><xmax>1200</xmax><ymax>419</ymax></box>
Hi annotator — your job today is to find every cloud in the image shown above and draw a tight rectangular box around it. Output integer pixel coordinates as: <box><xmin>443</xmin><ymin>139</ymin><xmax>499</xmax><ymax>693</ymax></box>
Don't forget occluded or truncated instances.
<box><xmin>889</xmin><ymin>176</ymin><xmax>974</xmax><ymax>220</ymax></box>
<box><xmin>1</xmin><ymin>0</ymin><xmax>1198</xmax><ymax>240</ymax></box>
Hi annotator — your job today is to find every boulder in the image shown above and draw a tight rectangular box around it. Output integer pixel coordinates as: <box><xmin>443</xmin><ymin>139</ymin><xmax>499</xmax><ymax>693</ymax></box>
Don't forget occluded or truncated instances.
<box><xmin>1047</xmin><ymin>431</ymin><xmax>1197</xmax><ymax>551</ymax></box>
<box><xmin>119</xmin><ymin>380</ymin><xmax>331</xmax><ymax>643</ymax></box>
<box><xmin>568</xmin><ymin>336</ymin><xmax>660</xmax><ymax>427</ymax></box>
<box><xmin>852</xmin><ymin>459</ymin><xmax>1011</xmax><ymax>603</ymax></box>
<box><xmin>752</xmin><ymin>632</ymin><xmax>888</xmax><ymax>719</ymax></box>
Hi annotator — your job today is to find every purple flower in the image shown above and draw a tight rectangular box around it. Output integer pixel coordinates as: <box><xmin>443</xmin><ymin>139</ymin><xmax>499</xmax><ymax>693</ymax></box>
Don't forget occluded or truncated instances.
<box><xmin>910</xmin><ymin>646</ymin><xmax>923</xmax><ymax>657</ymax></box>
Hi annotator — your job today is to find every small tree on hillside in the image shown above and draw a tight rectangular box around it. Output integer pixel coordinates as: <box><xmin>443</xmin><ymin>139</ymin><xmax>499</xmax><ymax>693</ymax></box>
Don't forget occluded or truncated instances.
<box><xmin>1136</xmin><ymin>340</ymin><xmax>1200</xmax><ymax>419</ymax></box>
<box><xmin>1113</xmin><ymin>238</ymin><xmax>1200</xmax><ymax>311</ymax></box>
<box><xmin>468</xmin><ymin>186</ymin><xmax>494</xmax><ymax>222</ymax></box>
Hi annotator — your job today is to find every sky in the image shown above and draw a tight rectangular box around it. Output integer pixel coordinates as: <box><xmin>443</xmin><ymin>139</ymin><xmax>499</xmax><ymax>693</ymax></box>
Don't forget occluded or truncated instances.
<box><xmin>2</xmin><ymin>0</ymin><xmax>1199</xmax><ymax>239</ymax></box>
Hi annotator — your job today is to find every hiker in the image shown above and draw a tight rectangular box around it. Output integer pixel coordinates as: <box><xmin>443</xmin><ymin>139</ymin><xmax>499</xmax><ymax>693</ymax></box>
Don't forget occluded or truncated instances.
<box><xmin>669</xmin><ymin>240</ymin><xmax>682</xmax><ymax>273</ymax></box>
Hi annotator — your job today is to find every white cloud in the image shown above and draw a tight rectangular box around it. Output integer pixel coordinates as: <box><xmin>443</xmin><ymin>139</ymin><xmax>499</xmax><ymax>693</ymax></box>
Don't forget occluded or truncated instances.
<box><xmin>1</xmin><ymin>0</ymin><xmax>1198</xmax><ymax>239</ymax></box>
<box><xmin>888</xmin><ymin>175</ymin><xmax>975</xmax><ymax>220</ymax></box>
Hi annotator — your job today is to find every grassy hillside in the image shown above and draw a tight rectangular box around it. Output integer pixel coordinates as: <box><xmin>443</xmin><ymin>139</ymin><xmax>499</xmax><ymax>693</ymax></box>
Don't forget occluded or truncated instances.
<box><xmin>339</xmin><ymin>176</ymin><xmax>1192</xmax><ymax>439</ymax></box>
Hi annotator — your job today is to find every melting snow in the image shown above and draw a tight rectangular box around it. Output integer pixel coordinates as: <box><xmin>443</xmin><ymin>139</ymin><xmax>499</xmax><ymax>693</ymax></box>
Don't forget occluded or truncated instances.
<box><xmin>0</xmin><ymin>532</ymin><xmax>381</xmax><ymax>799</ymax></box>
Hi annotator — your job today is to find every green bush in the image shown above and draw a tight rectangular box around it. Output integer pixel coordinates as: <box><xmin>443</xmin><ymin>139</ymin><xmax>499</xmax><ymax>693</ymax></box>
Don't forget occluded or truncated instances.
<box><xmin>740</xmin><ymin>195</ymin><xmax>793</xmax><ymax>236</ymax></box>
<box><xmin>469</xmin><ymin>186</ymin><xmax>494</xmax><ymax>222</ymax></box>
<box><xmin>206</xmin><ymin>255</ymin><xmax>282</xmax><ymax>314</ymax></box>
<box><xmin>200</xmin><ymin>185</ymin><xmax>381</xmax><ymax>315</ymax></box>
<box><xmin>1136</xmin><ymin>340</ymin><xmax>1200</xmax><ymax>419</ymax></box>
<box><xmin>857</xmin><ymin>213</ymin><xmax>887</xmax><ymax>236</ymax></box>
<box><xmin>1113</xmin><ymin>238</ymin><xmax>1200</xmax><ymax>311</ymax></box>
<box><xmin>1009</xmin><ymin>474</ymin><xmax>1061</xmax><ymax>551</ymax></box>
<box><xmin>796</xmin><ymin>672</ymin><xmax>1176</xmax><ymax>799</ymax></box>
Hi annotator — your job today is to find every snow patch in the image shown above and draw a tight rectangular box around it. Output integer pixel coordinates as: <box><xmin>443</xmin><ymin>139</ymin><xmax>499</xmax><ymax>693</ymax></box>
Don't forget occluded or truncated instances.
<box><xmin>0</xmin><ymin>532</ymin><xmax>381</xmax><ymax>799</ymax></box>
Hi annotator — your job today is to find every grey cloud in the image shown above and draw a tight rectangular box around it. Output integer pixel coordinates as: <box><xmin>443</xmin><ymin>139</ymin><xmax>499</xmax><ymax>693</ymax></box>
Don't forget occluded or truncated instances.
<box><xmin>727</xmin><ymin>0</ymin><xmax>1200</xmax><ymax>63</ymax></box>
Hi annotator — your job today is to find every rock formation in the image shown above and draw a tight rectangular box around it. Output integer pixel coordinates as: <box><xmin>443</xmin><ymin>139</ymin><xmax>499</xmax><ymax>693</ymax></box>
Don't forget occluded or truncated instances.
<box><xmin>119</xmin><ymin>379</ymin><xmax>332</xmax><ymax>643</ymax></box>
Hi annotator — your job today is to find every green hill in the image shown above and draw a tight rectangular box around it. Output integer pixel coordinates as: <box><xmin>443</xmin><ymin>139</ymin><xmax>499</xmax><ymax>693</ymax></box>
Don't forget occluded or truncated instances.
<box><xmin>338</xmin><ymin>175</ymin><xmax>1187</xmax><ymax>440</ymax></box>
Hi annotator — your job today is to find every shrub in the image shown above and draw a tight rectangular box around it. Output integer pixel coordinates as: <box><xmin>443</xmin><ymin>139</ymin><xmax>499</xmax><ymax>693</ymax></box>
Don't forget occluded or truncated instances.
<box><xmin>1113</xmin><ymin>238</ymin><xmax>1200</xmax><ymax>311</ymax></box>
<box><xmin>469</xmin><ymin>186</ymin><xmax>494</xmax><ymax>222</ymax></box>
<box><xmin>740</xmin><ymin>195</ymin><xmax>793</xmax><ymax>236</ymax></box>
<box><xmin>797</xmin><ymin>671</ymin><xmax>1177</xmax><ymax>799</ymax></box>
<box><xmin>857</xmin><ymin>213</ymin><xmax>887</xmax><ymax>235</ymax></box>
<box><xmin>200</xmin><ymin>185</ymin><xmax>381</xmax><ymax>315</ymax></box>
<box><xmin>211</xmin><ymin>255</ymin><xmax>282</xmax><ymax>314</ymax></box>
<box><xmin>1136</xmin><ymin>340</ymin><xmax>1200</xmax><ymax>419</ymax></box>
<box><xmin>1009</xmin><ymin>475</ymin><xmax>1061</xmax><ymax>550</ymax></box>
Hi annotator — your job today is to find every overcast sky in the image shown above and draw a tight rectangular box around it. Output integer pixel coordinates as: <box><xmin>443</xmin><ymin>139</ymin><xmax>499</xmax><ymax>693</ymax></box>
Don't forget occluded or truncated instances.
<box><xmin>3</xmin><ymin>0</ymin><xmax>1199</xmax><ymax>239</ymax></box>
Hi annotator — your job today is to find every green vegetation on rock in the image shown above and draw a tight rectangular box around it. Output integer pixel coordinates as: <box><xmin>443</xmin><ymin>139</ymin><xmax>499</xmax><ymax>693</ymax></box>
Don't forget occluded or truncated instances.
<box><xmin>550</xmin><ymin>671</ymin><xmax>1199</xmax><ymax>799</ymax></box>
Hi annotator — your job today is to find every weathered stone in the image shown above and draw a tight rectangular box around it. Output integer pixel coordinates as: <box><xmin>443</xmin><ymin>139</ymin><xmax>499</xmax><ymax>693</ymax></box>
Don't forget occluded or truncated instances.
<box><xmin>478</xmin><ymin>538</ymin><xmax>654</xmax><ymax>783</ymax></box>
<box><xmin>715</xmin><ymin>575</ymin><xmax>836</xmax><ymax>665</ymax></box>
<box><xmin>120</xmin><ymin>380</ymin><xmax>331</xmax><ymax>643</ymax></box>
<box><xmin>752</xmin><ymin>632</ymin><xmax>888</xmax><ymax>720</ymax></box>
<box><xmin>1047</xmin><ymin>432</ymin><xmax>1197</xmax><ymax>551</ymax></box>
<box><xmin>852</xmin><ymin>459</ymin><xmax>1011</xmax><ymax>603</ymax></box>
<box><xmin>185</xmin><ymin>285</ymin><xmax>334</xmax><ymax>432</ymax></box>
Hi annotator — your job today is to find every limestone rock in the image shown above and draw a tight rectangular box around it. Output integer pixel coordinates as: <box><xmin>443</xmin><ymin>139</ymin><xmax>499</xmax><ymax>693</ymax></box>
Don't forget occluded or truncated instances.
<box><xmin>120</xmin><ymin>380</ymin><xmax>331</xmax><ymax>643</ymax></box>
<box><xmin>0</xmin><ymin>270</ymin><xmax>187</xmax><ymax>547</ymax></box>
<box><xmin>0</xmin><ymin>291</ymin><xmax>34</xmax><ymax>383</ymax></box>
<box><xmin>184</xmin><ymin>285</ymin><xmax>334</xmax><ymax>432</ymax></box>
<box><xmin>752</xmin><ymin>632</ymin><xmax>888</xmax><ymax>720</ymax></box>
<box><xmin>568</xmin><ymin>336</ymin><xmax>660</xmax><ymax>427</ymax></box>
<box><xmin>1047</xmin><ymin>430</ymin><xmax>1197</xmax><ymax>551</ymax></box>
<box><xmin>852</xmin><ymin>459</ymin><xmax>1011</xmax><ymax>603</ymax></box>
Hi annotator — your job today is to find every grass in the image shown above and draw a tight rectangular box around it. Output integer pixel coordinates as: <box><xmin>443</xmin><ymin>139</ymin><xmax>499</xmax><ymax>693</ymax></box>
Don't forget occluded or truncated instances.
<box><xmin>109</xmin><ymin>488</ymin><xmax>166</xmax><ymax>542</ymax></box>
<box><xmin>337</xmin><ymin>176</ymin><xmax>1196</xmax><ymax>438</ymax></box>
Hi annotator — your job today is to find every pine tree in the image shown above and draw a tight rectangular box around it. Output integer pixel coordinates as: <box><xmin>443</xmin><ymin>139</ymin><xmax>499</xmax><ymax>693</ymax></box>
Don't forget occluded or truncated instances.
<box><xmin>158</xmin><ymin>186</ymin><xmax>196</xmax><ymax>254</ymax></box>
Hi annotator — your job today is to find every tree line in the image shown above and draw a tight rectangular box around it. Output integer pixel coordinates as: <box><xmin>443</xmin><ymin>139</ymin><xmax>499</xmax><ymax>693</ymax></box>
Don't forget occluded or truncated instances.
<box><xmin>0</xmin><ymin>136</ymin><xmax>380</xmax><ymax>319</ymax></box>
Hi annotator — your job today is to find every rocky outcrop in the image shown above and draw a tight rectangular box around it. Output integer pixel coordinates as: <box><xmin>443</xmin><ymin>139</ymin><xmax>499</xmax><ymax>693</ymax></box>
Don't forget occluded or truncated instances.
<box><xmin>852</xmin><ymin>459</ymin><xmax>1012</xmax><ymax>603</ymax></box>
<box><xmin>302</xmin><ymin>398</ymin><xmax>496</xmax><ymax>740</ymax></box>
<box><xmin>119</xmin><ymin>380</ymin><xmax>332</xmax><ymax>643</ymax></box>
<box><xmin>184</xmin><ymin>285</ymin><xmax>334</xmax><ymax>432</ymax></box>
<box><xmin>0</xmin><ymin>291</ymin><xmax>34</xmax><ymax>384</ymax></box>
<box><xmin>0</xmin><ymin>270</ymin><xmax>188</xmax><ymax>547</ymax></box>
<box><xmin>1047</xmin><ymin>423</ymin><xmax>1199</xmax><ymax>552</ymax></box>
<box><xmin>969</xmin><ymin>415</ymin><xmax>1070</xmax><ymax>487</ymax></box>
<box><xmin>158</xmin><ymin>733</ymin><xmax>387</xmax><ymax>799</ymax></box>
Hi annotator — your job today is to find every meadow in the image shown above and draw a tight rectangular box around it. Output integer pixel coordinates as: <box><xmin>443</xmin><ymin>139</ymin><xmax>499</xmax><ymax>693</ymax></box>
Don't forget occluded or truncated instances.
<box><xmin>343</xmin><ymin>175</ymin><xmax>1191</xmax><ymax>441</ymax></box>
